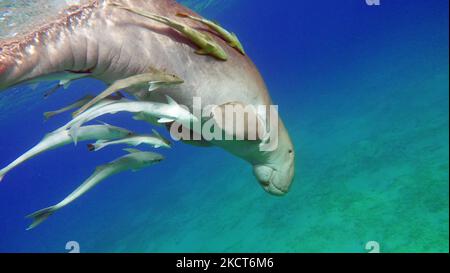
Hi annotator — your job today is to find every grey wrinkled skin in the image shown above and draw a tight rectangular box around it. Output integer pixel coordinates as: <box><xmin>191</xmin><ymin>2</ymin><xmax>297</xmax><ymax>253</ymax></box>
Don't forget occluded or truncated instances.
<box><xmin>0</xmin><ymin>0</ymin><xmax>295</xmax><ymax>195</ymax></box>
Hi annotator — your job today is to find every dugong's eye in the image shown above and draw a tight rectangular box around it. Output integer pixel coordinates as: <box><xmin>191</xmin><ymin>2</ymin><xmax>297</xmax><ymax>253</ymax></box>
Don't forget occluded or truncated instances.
<box><xmin>288</xmin><ymin>149</ymin><xmax>293</xmax><ymax>154</ymax></box>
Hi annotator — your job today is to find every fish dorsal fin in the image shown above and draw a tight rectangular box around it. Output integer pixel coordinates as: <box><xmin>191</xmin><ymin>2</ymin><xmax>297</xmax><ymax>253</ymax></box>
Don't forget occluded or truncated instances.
<box><xmin>165</xmin><ymin>95</ymin><xmax>178</xmax><ymax>106</ymax></box>
<box><xmin>124</xmin><ymin>148</ymin><xmax>142</xmax><ymax>154</ymax></box>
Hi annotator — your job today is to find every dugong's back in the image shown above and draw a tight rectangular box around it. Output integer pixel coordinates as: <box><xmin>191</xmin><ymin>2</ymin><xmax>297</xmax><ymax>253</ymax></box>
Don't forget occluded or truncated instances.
<box><xmin>102</xmin><ymin>0</ymin><xmax>274</xmax><ymax>109</ymax></box>
<box><xmin>1</xmin><ymin>0</ymin><xmax>272</xmax><ymax>109</ymax></box>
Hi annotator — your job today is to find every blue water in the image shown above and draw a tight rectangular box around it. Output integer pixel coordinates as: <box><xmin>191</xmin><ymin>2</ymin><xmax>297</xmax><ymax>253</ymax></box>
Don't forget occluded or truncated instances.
<box><xmin>0</xmin><ymin>0</ymin><xmax>448</xmax><ymax>252</ymax></box>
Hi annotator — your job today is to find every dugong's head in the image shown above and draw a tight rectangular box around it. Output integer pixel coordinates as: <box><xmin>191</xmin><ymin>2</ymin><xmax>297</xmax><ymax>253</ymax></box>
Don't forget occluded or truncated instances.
<box><xmin>252</xmin><ymin>120</ymin><xmax>295</xmax><ymax>196</ymax></box>
<box><xmin>209</xmin><ymin>104</ymin><xmax>295</xmax><ymax>196</ymax></box>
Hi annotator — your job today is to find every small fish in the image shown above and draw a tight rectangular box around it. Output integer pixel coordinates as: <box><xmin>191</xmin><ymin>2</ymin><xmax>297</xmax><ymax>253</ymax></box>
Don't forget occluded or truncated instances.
<box><xmin>112</xmin><ymin>3</ymin><xmax>228</xmax><ymax>61</ymax></box>
<box><xmin>43</xmin><ymin>84</ymin><xmax>62</xmax><ymax>98</ymax></box>
<box><xmin>57</xmin><ymin>97</ymin><xmax>128</xmax><ymax>134</ymax></box>
<box><xmin>88</xmin><ymin>129</ymin><xmax>171</xmax><ymax>151</ymax></box>
<box><xmin>73</xmin><ymin>68</ymin><xmax>183</xmax><ymax>117</ymax></box>
<box><xmin>176</xmin><ymin>12</ymin><xmax>245</xmax><ymax>55</ymax></box>
<box><xmin>44</xmin><ymin>93</ymin><xmax>124</xmax><ymax>120</ymax></box>
<box><xmin>23</xmin><ymin>71</ymin><xmax>91</xmax><ymax>97</ymax></box>
<box><xmin>67</xmin><ymin>96</ymin><xmax>197</xmax><ymax>144</ymax></box>
<box><xmin>0</xmin><ymin>125</ymin><xmax>133</xmax><ymax>183</ymax></box>
<box><xmin>44</xmin><ymin>95</ymin><xmax>95</xmax><ymax>120</ymax></box>
<box><xmin>26</xmin><ymin>149</ymin><xmax>164</xmax><ymax>230</ymax></box>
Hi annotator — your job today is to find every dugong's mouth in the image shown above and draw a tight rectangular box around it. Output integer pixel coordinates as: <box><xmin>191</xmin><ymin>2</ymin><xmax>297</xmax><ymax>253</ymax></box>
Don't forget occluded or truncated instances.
<box><xmin>253</xmin><ymin>165</ymin><xmax>288</xmax><ymax>196</ymax></box>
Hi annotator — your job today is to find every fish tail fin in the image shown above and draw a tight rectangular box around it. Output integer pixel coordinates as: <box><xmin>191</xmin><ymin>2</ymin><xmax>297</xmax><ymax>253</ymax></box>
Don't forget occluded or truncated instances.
<box><xmin>43</xmin><ymin>111</ymin><xmax>55</xmax><ymax>121</ymax></box>
<box><xmin>87</xmin><ymin>142</ymin><xmax>106</xmax><ymax>152</ymax></box>
<box><xmin>26</xmin><ymin>206</ymin><xmax>57</xmax><ymax>230</ymax></box>
<box><xmin>176</xmin><ymin>12</ymin><xmax>189</xmax><ymax>18</ymax></box>
<box><xmin>87</xmin><ymin>144</ymin><xmax>96</xmax><ymax>152</ymax></box>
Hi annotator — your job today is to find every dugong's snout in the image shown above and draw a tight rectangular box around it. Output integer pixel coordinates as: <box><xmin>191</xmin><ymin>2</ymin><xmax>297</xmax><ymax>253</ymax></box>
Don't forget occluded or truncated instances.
<box><xmin>253</xmin><ymin>153</ymin><xmax>295</xmax><ymax>196</ymax></box>
<box><xmin>252</xmin><ymin>124</ymin><xmax>295</xmax><ymax>196</ymax></box>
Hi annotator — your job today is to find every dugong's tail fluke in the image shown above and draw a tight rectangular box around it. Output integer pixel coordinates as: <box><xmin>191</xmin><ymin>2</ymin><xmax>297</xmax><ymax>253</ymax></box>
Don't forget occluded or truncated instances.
<box><xmin>26</xmin><ymin>206</ymin><xmax>57</xmax><ymax>230</ymax></box>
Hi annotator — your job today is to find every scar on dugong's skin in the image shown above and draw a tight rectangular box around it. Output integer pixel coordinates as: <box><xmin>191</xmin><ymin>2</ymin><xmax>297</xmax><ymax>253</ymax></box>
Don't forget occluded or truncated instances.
<box><xmin>0</xmin><ymin>0</ymin><xmax>295</xmax><ymax>195</ymax></box>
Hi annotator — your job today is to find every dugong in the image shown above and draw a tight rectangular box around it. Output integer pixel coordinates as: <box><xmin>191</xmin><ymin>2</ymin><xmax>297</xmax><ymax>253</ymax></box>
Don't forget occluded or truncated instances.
<box><xmin>0</xmin><ymin>0</ymin><xmax>295</xmax><ymax>195</ymax></box>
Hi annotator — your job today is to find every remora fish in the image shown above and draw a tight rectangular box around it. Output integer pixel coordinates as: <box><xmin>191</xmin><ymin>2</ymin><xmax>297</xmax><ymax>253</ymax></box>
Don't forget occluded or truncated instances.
<box><xmin>57</xmin><ymin>98</ymin><xmax>129</xmax><ymax>133</ymax></box>
<box><xmin>88</xmin><ymin>129</ymin><xmax>171</xmax><ymax>151</ymax></box>
<box><xmin>26</xmin><ymin>149</ymin><xmax>164</xmax><ymax>230</ymax></box>
<box><xmin>68</xmin><ymin>96</ymin><xmax>197</xmax><ymax>144</ymax></box>
<box><xmin>176</xmin><ymin>12</ymin><xmax>245</xmax><ymax>55</ymax></box>
<box><xmin>44</xmin><ymin>95</ymin><xmax>95</xmax><ymax>120</ymax></box>
<box><xmin>112</xmin><ymin>3</ymin><xmax>228</xmax><ymax>61</ymax></box>
<box><xmin>74</xmin><ymin>68</ymin><xmax>183</xmax><ymax>117</ymax></box>
<box><xmin>44</xmin><ymin>93</ymin><xmax>124</xmax><ymax>120</ymax></box>
<box><xmin>0</xmin><ymin>124</ymin><xmax>134</xmax><ymax>182</ymax></box>
<box><xmin>24</xmin><ymin>71</ymin><xmax>91</xmax><ymax>97</ymax></box>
